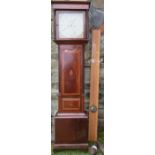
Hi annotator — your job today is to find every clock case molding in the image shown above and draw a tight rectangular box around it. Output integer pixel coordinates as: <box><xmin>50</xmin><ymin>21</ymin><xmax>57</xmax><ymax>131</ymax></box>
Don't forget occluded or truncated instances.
<box><xmin>52</xmin><ymin>1</ymin><xmax>90</xmax><ymax>150</ymax></box>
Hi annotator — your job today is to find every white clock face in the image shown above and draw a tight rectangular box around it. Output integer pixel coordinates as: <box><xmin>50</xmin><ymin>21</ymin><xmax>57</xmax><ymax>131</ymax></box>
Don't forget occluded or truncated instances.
<box><xmin>58</xmin><ymin>11</ymin><xmax>85</xmax><ymax>39</ymax></box>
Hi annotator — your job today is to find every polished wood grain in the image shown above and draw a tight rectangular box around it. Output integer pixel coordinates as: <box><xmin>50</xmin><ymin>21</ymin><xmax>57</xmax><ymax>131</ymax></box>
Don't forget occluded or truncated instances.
<box><xmin>53</xmin><ymin>112</ymin><xmax>88</xmax><ymax>150</ymax></box>
<box><xmin>62</xmin><ymin>98</ymin><xmax>80</xmax><ymax>111</ymax></box>
<box><xmin>60</xmin><ymin>45</ymin><xmax>82</xmax><ymax>96</ymax></box>
<box><xmin>54</xmin><ymin>114</ymin><xmax>88</xmax><ymax>144</ymax></box>
<box><xmin>58</xmin><ymin>44</ymin><xmax>84</xmax><ymax>113</ymax></box>
<box><xmin>88</xmin><ymin>28</ymin><xmax>101</xmax><ymax>141</ymax></box>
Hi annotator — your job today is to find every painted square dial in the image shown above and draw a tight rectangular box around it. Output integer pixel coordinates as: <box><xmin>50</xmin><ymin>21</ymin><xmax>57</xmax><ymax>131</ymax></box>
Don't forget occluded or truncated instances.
<box><xmin>58</xmin><ymin>11</ymin><xmax>85</xmax><ymax>39</ymax></box>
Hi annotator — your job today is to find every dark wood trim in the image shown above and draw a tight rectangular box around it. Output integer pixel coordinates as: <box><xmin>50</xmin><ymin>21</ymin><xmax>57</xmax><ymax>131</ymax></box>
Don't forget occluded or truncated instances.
<box><xmin>53</xmin><ymin>4</ymin><xmax>89</xmax><ymax>10</ymax></box>
<box><xmin>52</xmin><ymin>1</ymin><xmax>90</xmax><ymax>10</ymax></box>
<box><xmin>53</xmin><ymin>10</ymin><xmax>56</xmax><ymax>41</ymax></box>
<box><xmin>86</xmin><ymin>10</ymin><xmax>89</xmax><ymax>39</ymax></box>
<box><xmin>53</xmin><ymin>143</ymin><xmax>88</xmax><ymax>150</ymax></box>
<box><xmin>53</xmin><ymin>39</ymin><xmax>88</xmax><ymax>44</ymax></box>
<box><xmin>51</xmin><ymin>1</ymin><xmax>90</xmax><ymax>5</ymax></box>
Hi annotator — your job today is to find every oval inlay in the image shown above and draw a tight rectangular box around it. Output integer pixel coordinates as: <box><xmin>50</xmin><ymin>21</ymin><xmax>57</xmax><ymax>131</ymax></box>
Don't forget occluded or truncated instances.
<box><xmin>69</xmin><ymin>70</ymin><xmax>73</xmax><ymax>76</ymax></box>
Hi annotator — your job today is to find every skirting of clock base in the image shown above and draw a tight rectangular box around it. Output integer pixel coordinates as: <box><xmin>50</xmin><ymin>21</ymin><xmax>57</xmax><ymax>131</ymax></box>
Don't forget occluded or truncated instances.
<box><xmin>53</xmin><ymin>143</ymin><xmax>88</xmax><ymax>150</ymax></box>
<box><xmin>53</xmin><ymin>112</ymin><xmax>88</xmax><ymax>150</ymax></box>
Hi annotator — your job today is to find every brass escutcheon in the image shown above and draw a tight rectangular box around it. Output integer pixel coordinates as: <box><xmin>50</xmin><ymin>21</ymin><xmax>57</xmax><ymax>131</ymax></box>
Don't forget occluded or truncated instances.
<box><xmin>90</xmin><ymin>105</ymin><xmax>97</xmax><ymax>113</ymax></box>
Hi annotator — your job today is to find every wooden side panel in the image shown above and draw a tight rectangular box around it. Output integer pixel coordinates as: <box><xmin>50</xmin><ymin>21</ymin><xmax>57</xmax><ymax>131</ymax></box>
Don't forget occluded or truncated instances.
<box><xmin>88</xmin><ymin>29</ymin><xmax>101</xmax><ymax>141</ymax></box>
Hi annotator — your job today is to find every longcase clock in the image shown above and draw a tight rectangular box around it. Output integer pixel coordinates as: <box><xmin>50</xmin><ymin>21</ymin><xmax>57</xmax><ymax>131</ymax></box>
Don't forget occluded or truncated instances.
<box><xmin>52</xmin><ymin>1</ymin><xmax>90</xmax><ymax>150</ymax></box>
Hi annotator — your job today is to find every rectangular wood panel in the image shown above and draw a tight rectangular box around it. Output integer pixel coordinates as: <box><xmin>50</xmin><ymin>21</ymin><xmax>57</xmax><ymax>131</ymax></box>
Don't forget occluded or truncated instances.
<box><xmin>62</xmin><ymin>98</ymin><xmax>80</xmax><ymax>111</ymax></box>
<box><xmin>60</xmin><ymin>45</ymin><xmax>83</xmax><ymax>96</ymax></box>
<box><xmin>55</xmin><ymin>116</ymin><xmax>88</xmax><ymax>144</ymax></box>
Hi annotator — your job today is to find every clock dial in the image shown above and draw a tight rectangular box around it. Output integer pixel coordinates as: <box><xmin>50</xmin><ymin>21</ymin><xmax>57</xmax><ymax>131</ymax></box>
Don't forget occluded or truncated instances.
<box><xmin>58</xmin><ymin>11</ymin><xmax>85</xmax><ymax>39</ymax></box>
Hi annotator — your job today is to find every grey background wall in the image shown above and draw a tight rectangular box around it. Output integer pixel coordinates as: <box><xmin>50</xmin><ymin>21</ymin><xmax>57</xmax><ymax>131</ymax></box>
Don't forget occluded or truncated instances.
<box><xmin>51</xmin><ymin>0</ymin><xmax>104</xmax><ymax>140</ymax></box>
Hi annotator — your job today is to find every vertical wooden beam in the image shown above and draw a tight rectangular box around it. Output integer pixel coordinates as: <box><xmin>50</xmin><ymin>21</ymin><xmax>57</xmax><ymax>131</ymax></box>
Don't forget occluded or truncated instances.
<box><xmin>88</xmin><ymin>28</ymin><xmax>101</xmax><ymax>141</ymax></box>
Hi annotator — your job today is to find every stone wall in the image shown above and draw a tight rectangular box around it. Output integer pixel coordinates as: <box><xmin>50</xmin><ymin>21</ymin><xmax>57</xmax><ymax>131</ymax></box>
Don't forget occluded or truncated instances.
<box><xmin>51</xmin><ymin>0</ymin><xmax>104</xmax><ymax>141</ymax></box>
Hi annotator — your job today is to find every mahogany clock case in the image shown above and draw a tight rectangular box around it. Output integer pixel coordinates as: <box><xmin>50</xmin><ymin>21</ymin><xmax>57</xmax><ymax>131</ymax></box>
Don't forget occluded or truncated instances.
<box><xmin>52</xmin><ymin>1</ymin><xmax>90</xmax><ymax>150</ymax></box>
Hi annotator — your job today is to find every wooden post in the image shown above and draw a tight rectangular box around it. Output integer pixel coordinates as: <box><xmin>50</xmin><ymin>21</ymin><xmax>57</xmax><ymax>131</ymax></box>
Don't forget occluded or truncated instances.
<box><xmin>88</xmin><ymin>28</ymin><xmax>101</xmax><ymax>142</ymax></box>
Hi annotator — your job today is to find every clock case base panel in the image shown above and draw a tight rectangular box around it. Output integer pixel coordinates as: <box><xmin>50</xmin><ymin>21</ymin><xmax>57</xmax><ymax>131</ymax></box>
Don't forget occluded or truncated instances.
<box><xmin>53</xmin><ymin>112</ymin><xmax>88</xmax><ymax>150</ymax></box>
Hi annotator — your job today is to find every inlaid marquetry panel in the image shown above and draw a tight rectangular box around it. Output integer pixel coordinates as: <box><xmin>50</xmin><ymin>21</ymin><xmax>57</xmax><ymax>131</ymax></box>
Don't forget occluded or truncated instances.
<box><xmin>62</xmin><ymin>98</ymin><xmax>81</xmax><ymax>111</ymax></box>
<box><xmin>60</xmin><ymin>45</ymin><xmax>83</xmax><ymax>96</ymax></box>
